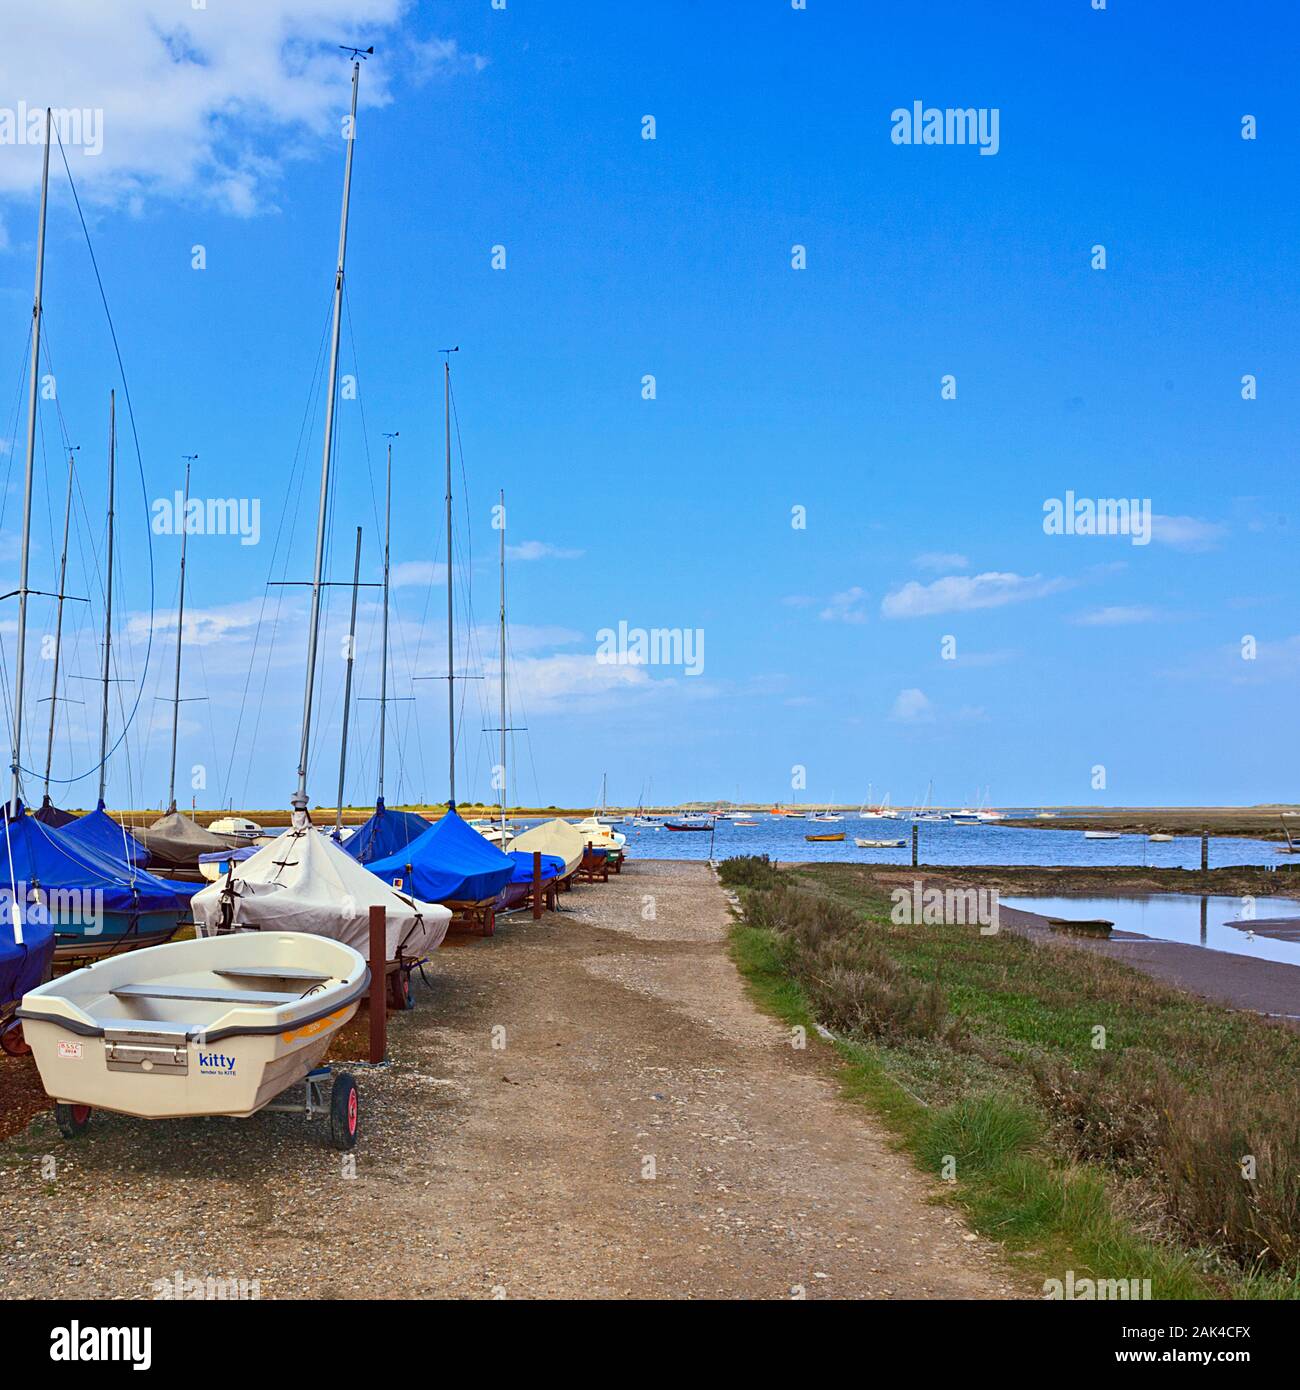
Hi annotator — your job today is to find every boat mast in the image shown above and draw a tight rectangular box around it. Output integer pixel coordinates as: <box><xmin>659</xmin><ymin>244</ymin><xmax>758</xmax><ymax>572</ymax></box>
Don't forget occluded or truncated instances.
<box><xmin>498</xmin><ymin>488</ymin><xmax>506</xmax><ymax>840</ymax></box>
<box><xmin>334</xmin><ymin>526</ymin><xmax>362</xmax><ymax>833</ymax></box>
<box><xmin>293</xmin><ymin>55</ymin><xmax>361</xmax><ymax>819</ymax></box>
<box><xmin>95</xmin><ymin>391</ymin><xmax>116</xmax><ymax>808</ymax></box>
<box><xmin>442</xmin><ymin>347</ymin><xmax>458</xmax><ymax>809</ymax></box>
<box><xmin>41</xmin><ymin>448</ymin><xmax>77</xmax><ymax>804</ymax></box>
<box><xmin>165</xmin><ymin>457</ymin><xmax>194</xmax><ymax>812</ymax></box>
<box><xmin>377</xmin><ymin>433</ymin><xmax>395</xmax><ymax>804</ymax></box>
<box><xmin>10</xmin><ymin>107</ymin><xmax>51</xmax><ymax>819</ymax></box>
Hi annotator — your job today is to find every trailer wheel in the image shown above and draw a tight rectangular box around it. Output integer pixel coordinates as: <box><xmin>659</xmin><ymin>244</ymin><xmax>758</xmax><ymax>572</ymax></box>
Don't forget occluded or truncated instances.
<box><xmin>0</xmin><ymin>1022</ymin><xmax>30</xmax><ymax>1056</ymax></box>
<box><xmin>329</xmin><ymin>1073</ymin><xmax>358</xmax><ymax>1150</ymax></box>
<box><xmin>54</xmin><ymin>1103</ymin><xmax>91</xmax><ymax>1139</ymax></box>
<box><xmin>397</xmin><ymin>970</ymin><xmax>415</xmax><ymax>1010</ymax></box>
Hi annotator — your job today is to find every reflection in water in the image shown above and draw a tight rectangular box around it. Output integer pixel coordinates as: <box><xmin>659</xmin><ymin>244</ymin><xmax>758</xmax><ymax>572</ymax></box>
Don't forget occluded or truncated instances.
<box><xmin>1000</xmin><ymin>893</ymin><xmax>1300</xmax><ymax>967</ymax></box>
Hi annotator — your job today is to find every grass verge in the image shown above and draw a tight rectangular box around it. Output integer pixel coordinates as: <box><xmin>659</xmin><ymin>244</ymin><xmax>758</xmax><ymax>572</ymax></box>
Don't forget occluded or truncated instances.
<box><xmin>723</xmin><ymin>856</ymin><xmax>1300</xmax><ymax>1299</ymax></box>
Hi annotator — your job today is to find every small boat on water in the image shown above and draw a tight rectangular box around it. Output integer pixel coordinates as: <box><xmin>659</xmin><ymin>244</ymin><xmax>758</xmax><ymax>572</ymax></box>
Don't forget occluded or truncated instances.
<box><xmin>805</xmin><ymin>832</ymin><xmax>845</xmax><ymax>842</ymax></box>
<box><xmin>208</xmin><ymin>816</ymin><xmax>264</xmax><ymax>842</ymax></box>
<box><xmin>1083</xmin><ymin>830</ymin><xmax>1122</xmax><ymax>840</ymax></box>
<box><xmin>733</xmin><ymin>819</ymin><xmax>759</xmax><ymax>827</ymax></box>
<box><xmin>855</xmin><ymin>837</ymin><xmax>906</xmax><ymax>848</ymax></box>
<box><xmin>19</xmin><ymin>931</ymin><xmax>368</xmax><ymax>1145</ymax></box>
<box><xmin>666</xmin><ymin>818</ymin><xmax>714</xmax><ymax>832</ymax></box>
<box><xmin>1148</xmin><ymin>833</ymin><xmax>1175</xmax><ymax>843</ymax></box>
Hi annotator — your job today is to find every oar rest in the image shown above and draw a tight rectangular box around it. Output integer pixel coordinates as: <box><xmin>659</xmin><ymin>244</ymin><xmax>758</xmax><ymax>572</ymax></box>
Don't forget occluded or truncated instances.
<box><xmin>111</xmin><ymin>983</ymin><xmax>301</xmax><ymax>1006</ymax></box>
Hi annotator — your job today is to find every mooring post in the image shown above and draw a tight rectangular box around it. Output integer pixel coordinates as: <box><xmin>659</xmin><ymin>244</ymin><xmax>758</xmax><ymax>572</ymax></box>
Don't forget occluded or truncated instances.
<box><xmin>368</xmin><ymin>903</ymin><xmax>386</xmax><ymax>1065</ymax></box>
<box><xmin>912</xmin><ymin>823</ymin><xmax>919</xmax><ymax>867</ymax></box>
<box><xmin>1201</xmin><ymin>832</ymin><xmax>1209</xmax><ymax>873</ymax></box>
<box><xmin>532</xmin><ymin>850</ymin><xmax>543</xmax><ymax>920</ymax></box>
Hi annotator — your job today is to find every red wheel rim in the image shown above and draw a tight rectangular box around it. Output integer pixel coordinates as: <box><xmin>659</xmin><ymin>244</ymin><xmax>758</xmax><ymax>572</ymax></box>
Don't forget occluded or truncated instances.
<box><xmin>1</xmin><ymin>1024</ymin><xmax>30</xmax><ymax>1056</ymax></box>
<box><xmin>71</xmin><ymin>1105</ymin><xmax>90</xmax><ymax>1125</ymax></box>
<box><xmin>347</xmin><ymin>1089</ymin><xmax>358</xmax><ymax>1135</ymax></box>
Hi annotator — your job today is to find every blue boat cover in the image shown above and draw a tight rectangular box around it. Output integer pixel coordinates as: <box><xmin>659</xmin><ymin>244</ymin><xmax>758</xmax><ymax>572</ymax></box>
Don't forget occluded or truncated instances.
<box><xmin>0</xmin><ymin>805</ymin><xmax>186</xmax><ymax>917</ymax></box>
<box><xmin>341</xmin><ymin>799</ymin><xmax>432</xmax><ymax>865</ymax></box>
<box><xmin>367</xmin><ymin>808</ymin><xmax>515</xmax><ymax>903</ymax></box>
<box><xmin>61</xmin><ymin>801</ymin><xmax>151</xmax><ymax>869</ymax></box>
<box><xmin>507</xmin><ymin>851</ymin><xmax>564</xmax><ymax>885</ymax></box>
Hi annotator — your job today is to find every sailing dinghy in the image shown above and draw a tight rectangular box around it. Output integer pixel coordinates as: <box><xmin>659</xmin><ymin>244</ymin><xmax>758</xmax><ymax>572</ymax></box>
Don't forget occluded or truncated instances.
<box><xmin>18</xmin><ymin>931</ymin><xmax>366</xmax><ymax>1143</ymax></box>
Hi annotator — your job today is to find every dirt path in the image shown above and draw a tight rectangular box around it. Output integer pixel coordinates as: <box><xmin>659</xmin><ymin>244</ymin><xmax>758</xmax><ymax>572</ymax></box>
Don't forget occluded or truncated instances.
<box><xmin>0</xmin><ymin>861</ymin><xmax>1022</xmax><ymax>1300</ymax></box>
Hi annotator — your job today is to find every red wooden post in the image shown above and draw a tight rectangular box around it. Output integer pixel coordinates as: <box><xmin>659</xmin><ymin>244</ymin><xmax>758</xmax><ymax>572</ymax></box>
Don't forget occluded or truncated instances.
<box><xmin>368</xmin><ymin>904</ymin><xmax>386</xmax><ymax>1064</ymax></box>
<box><xmin>532</xmin><ymin>850</ymin><xmax>543</xmax><ymax>920</ymax></box>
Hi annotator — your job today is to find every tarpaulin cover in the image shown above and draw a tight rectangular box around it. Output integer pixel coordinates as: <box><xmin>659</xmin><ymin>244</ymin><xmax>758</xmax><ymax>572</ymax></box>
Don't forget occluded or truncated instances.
<box><xmin>340</xmin><ymin>799</ymin><xmax>431</xmax><ymax>865</ymax></box>
<box><xmin>191</xmin><ymin>826</ymin><xmax>450</xmax><ymax>959</ymax></box>
<box><xmin>507</xmin><ymin>851</ymin><xmax>564</xmax><ymax>885</ymax></box>
<box><xmin>0</xmin><ymin>805</ymin><xmax>187</xmax><ymax>918</ymax></box>
<box><xmin>32</xmin><ymin>796</ymin><xmax>75</xmax><ymax>828</ymax></box>
<box><xmin>132</xmin><ymin>811</ymin><xmax>242</xmax><ymax>872</ymax></box>
<box><xmin>508</xmin><ymin>819</ymin><xmax>586</xmax><ymax>878</ymax></box>
<box><xmin>368</xmin><ymin>809</ymin><xmax>515</xmax><ymax>904</ymax></box>
<box><xmin>60</xmin><ymin>801</ymin><xmax>150</xmax><ymax>869</ymax></box>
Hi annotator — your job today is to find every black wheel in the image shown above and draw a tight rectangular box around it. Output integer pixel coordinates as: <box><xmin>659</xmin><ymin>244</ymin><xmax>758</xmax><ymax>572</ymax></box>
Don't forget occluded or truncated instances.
<box><xmin>1</xmin><ymin>1022</ymin><xmax>30</xmax><ymax>1057</ymax></box>
<box><xmin>329</xmin><ymin>1073</ymin><xmax>359</xmax><ymax>1150</ymax></box>
<box><xmin>54</xmin><ymin>1103</ymin><xmax>92</xmax><ymax>1139</ymax></box>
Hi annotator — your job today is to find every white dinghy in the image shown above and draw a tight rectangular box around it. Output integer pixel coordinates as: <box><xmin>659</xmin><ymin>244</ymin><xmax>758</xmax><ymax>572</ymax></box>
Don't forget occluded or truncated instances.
<box><xmin>19</xmin><ymin>932</ymin><xmax>367</xmax><ymax>1145</ymax></box>
<box><xmin>191</xmin><ymin>827</ymin><xmax>451</xmax><ymax>967</ymax></box>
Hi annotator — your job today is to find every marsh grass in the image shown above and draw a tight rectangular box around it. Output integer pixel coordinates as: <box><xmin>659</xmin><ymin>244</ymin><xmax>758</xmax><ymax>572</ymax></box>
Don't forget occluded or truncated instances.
<box><xmin>723</xmin><ymin>857</ymin><xmax>1300</xmax><ymax>1294</ymax></box>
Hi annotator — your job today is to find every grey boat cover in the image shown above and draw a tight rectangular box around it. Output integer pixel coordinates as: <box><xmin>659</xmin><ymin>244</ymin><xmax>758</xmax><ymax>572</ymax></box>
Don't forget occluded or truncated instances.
<box><xmin>133</xmin><ymin>811</ymin><xmax>243</xmax><ymax>872</ymax></box>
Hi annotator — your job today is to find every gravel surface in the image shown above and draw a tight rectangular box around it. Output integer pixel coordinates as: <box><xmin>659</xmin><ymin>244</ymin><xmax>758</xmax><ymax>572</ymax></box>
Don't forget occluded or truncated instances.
<box><xmin>0</xmin><ymin>861</ymin><xmax>1023</xmax><ymax>1300</ymax></box>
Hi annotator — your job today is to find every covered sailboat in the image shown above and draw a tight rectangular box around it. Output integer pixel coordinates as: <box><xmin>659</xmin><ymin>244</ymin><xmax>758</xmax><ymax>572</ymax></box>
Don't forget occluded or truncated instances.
<box><xmin>61</xmin><ymin>801</ymin><xmax>150</xmax><ymax>869</ymax></box>
<box><xmin>341</xmin><ymin>798</ymin><xmax>431</xmax><ymax>865</ymax></box>
<box><xmin>33</xmin><ymin>797</ymin><xmax>75</xmax><ymax>828</ymax></box>
<box><xmin>191</xmin><ymin>826</ymin><xmax>449</xmax><ymax>961</ymax></box>
<box><xmin>367</xmin><ymin>808</ymin><xmax>514</xmax><ymax>906</ymax></box>
<box><xmin>509</xmin><ymin>818</ymin><xmax>585</xmax><ymax>880</ymax></box>
<box><xmin>133</xmin><ymin>810</ymin><xmax>242</xmax><ymax>878</ymax></box>
<box><xmin>2</xmin><ymin>804</ymin><xmax>188</xmax><ymax>961</ymax></box>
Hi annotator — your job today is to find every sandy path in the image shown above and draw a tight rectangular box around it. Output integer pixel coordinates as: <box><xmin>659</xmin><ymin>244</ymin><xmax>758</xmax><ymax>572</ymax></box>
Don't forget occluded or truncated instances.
<box><xmin>0</xmin><ymin>861</ymin><xmax>1021</xmax><ymax>1300</ymax></box>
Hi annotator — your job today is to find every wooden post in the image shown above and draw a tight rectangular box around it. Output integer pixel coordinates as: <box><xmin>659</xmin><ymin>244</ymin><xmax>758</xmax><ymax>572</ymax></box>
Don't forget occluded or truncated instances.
<box><xmin>532</xmin><ymin>850</ymin><xmax>543</xmax><ymax>920</ymax></box>
<box><xmin>1201</xmin><ymin>833</ymin><xmax>1209</xmax><ymax>873</ymax></box>
<box><xmin>368</xmin><ymin>904</ymin><xmax>386</xmax><ymax>1065</ymax></box>
<box><xmin>912</xmin><ymin>823</ymin><xmax>919</xmax><ymax>867</ymax></box>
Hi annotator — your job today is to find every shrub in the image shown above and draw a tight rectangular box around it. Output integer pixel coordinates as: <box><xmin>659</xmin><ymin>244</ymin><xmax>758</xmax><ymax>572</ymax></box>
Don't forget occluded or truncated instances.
<box><xmin>718</xmin><ymin>855</ymin><xmax>783</xmax><ymax>891</ymax></box>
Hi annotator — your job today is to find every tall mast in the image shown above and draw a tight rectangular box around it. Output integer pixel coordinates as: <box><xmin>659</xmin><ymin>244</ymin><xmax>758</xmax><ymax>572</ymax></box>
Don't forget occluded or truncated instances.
<box><xmin>42</xmin><ymin>449</ymin><xmax>77</xmax><ymax>804</ymax></box>
<box><xmin>444</xmin><ymin>353</ymin><xmax>456</xmax><ymax>811</ymax></box>
<box><xmin>377</xmin><ymin>434</ymin><xmax>394</xmax><ymax>804</ymax></box>
<box><xmin>166</xmin><ymin>459</ymin><xmax>194</xmax><ymax>812</ymax></box>
<box><xmin>334</xmin><ymin>526</ymin><xmax>362</xmax><ymax>833</ymax></box>
<box><xmin>293</xmin><ymin>56</ymin><xmax>361</xmax><ymax>818</ymax></box>
<box><xmin>96</xmin><ymin>391</ymin><xmax>116</xmax><ymax>808</ymax></box>
<box><xmin>498</xmin><ymin>488</ymin><xmax>507</xmax><ymax>839</ymax></box>
<box><xmin>10</xmin><ymin>108</ymin><xmax>51</xmax><ymax>818</ymax></box>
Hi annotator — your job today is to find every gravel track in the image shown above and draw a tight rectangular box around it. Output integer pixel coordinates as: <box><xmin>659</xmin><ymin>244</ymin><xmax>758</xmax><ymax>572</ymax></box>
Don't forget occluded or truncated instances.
<box><xmin>0</xmin><ymin>861</ymin><xmax>1022</xmax><ymax>1300</ymax></box>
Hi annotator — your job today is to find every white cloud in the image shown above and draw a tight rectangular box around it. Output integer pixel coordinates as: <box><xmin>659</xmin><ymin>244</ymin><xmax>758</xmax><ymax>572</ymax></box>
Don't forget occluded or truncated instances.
<box><xmin>889</xmin><ymin>688</ymin><xmax>934</xmax><ymax>723</ymax></box>
<box><xmin>389</xmin><ymin>560</ymin><xmax>446</xmax><ymax>588</ymax></box>
<box><xmin>914</xmin><ymin>551</ymin><xmax>969</xmax><ymax>572</ymax></box>
<box><xmin>0</xmin><ymin>3</ymin><xmax>485</xmax><ymax>217</ymax></box>
<box><xmin>819</xmin><ymin>586</ymin><xmax>868</xmax><ymax>624</ymax></box>
<box><xmin>1150</xmin><ymin>514</ymin><xmax>1226</xmax><ymax>552</ymax></box>
<box><xmin>505</xmin><ymin>540</ymin><xmax>583</xmax><ymax>562</ymax></box>
<box><xmin>882</xmin><ymin>571</ymin><xmax>1068</xmax><ymax>619</ymax></box>
<box><xmin>1072</xmin><ymin>605</ymin><xmax>1159</xmax><ymax>627</ymax></box>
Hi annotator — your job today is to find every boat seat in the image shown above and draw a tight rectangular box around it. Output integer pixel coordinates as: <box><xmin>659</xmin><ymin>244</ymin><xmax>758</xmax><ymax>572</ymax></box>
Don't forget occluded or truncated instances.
<box><xmin>214</xmin><ymin>967</ymin><xmax>331</xmax><ymax>982</ymax></box>
<box><xmin>111</xmin><ymin>984</ymin><xmax>301</xmax><ymax>1006</ymax></box>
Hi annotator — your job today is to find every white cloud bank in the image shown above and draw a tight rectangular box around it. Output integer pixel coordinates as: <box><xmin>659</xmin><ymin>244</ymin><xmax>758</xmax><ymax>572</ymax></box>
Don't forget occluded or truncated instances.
<box><xmin>882</xmin><ymin>571</ymin><xmax>1068</xmax><ymax>619</ymax></box>
<box><xmin>0</xmin><ymin>2</ymin><xmax>485</xmax><ymax>216</ymax></box>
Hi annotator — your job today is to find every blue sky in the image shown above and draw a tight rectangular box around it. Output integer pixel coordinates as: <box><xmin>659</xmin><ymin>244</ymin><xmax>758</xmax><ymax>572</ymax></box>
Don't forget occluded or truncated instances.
<box><xmin>0</xmin><ymin>1</ymin><xmax>1296</xmax><ymax>811</ymax></box>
